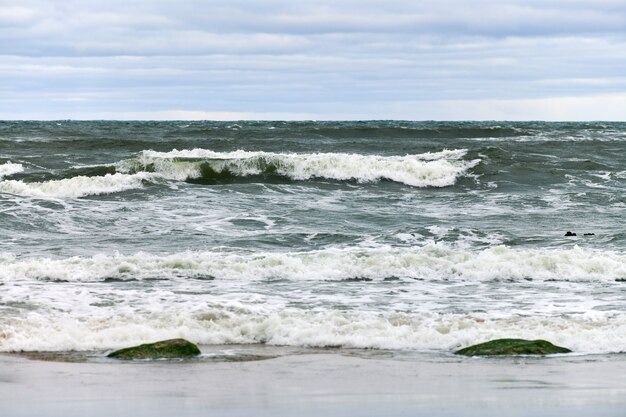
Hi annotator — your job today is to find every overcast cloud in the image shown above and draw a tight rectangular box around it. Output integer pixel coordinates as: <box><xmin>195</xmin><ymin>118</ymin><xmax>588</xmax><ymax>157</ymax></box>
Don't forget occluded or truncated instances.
<box><xmin>1</xmin><ymin>0</ymin><xmax>626</xmax><ymax>120</ymax></box>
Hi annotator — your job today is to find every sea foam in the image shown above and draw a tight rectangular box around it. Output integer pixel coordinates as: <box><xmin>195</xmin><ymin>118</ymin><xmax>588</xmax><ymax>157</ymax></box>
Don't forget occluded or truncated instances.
<box><xmin>2</xmin><ymin>245</ymin><xmax>626</xmax><ymax>353</ymax></box>
<box><xmin>0</xmin><ymin>149</ymin><xmax>476</xmax><ymax>198</ymax></box>
<box><xmin>0</xmin><ymin>161</ymin><xmax>24</xmax><ymax>179</ymax></box>
<box><xmin>0</xmin><ymin>173</ymin><xmax>150</xmax><ymax>198</ymax></box>
<box><xmin>2</xmin><ymin>244</ymin><xmax>624</xmax><ymax>283</ymax></box>
<box><xmin>3</xmin><ymin>300</ymin><xmax>626</xmax><ymax>354</ymax></box>
<box><xmin>121</xmin><ymin>148</ymin><xmax>477</xmax><ymax>188</ymax></box>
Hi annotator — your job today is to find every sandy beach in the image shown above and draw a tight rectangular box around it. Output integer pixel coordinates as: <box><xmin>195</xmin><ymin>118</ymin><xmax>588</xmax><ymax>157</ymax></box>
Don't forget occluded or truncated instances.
<box><xmin>2</xmin><ymin>350</ymin><xmax>626</xmax><ymax>417</ymax></box>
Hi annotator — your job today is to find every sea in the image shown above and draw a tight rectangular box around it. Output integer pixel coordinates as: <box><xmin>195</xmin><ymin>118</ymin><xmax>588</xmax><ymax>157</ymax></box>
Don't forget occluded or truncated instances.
<box><xmin>1</xmin><ymin>120</ymin><xmax>625</xmax><ymax>356</ymax></box>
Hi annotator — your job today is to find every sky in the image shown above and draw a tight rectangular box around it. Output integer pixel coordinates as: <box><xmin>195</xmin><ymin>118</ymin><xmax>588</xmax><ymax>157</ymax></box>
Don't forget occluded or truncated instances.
<box><xmin>1</xmin><ymin>0</ymin><xmax>626</xmax><ymax>120</ymax></box>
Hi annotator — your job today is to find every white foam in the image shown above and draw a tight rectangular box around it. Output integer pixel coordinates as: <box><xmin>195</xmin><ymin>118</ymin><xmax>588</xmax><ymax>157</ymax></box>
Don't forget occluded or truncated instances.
<box><xmin>0</xmin><ymin>173</ymin><xmax>150</xmax><ymax>198</ymax></box>
<box><xmin>1</xmin><ymin>245</ymin><xmax>624</xmax><ymax>283</ymax></box>
<box><xmin>3</xmin><ymin>305</ymin><xmax>626</xmax><ymax>354</ymax></box>
<box><xmin>3</xmin><ymin>245</ymin><xmax>626</xmax><ymax>353</ymax></box>
<box><xmin>0</xmin><ymin>161</ymin><xmax>24</xmax><ymax>178</ymax></box>
<box><xmin>0</xmin><ymin>149</ymin><xmax>475</xmax><ymax>199</ymax></box>
<box><xmin>125</xmin><ymin>148</ymin><xmax>477</xmax><ymax>187</ymax></box>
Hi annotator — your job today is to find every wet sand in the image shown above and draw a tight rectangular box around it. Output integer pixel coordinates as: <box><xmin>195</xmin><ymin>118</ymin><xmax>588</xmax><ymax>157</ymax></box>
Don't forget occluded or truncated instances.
<box><xmin>2</xmin><ymin>352</ymin><xmax>626</xmax><ymax>416</ymax></box>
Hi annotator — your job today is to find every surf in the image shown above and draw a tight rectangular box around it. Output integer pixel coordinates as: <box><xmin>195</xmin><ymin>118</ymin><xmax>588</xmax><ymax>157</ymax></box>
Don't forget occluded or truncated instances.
<box><xmin>121</xmin><ymin>148</ymin><xmax>478</xmax><ymax>188</ymax></box>
<box><xmin>0</xmin><ymin>149</ymin><xmax>478</xmax><ymax>198</ymax></box>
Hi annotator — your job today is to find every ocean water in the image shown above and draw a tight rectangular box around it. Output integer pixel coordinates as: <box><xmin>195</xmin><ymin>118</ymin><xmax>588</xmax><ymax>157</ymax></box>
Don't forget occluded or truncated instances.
<box><xmin>1</xmin><ymin>120</ymin><xmax>625</xmax><ymax>355</ymax></box>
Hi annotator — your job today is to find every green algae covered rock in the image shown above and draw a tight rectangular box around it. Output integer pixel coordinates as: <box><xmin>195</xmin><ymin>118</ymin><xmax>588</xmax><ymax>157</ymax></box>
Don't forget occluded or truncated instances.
<box><xmin>455</xmin><ymin>338</ymin><xmax>571</xmax><ymax>356</ymax></box>
<box><xmin>108</xmin><ymin>338</ymin><xmax>201</xmax><ymax>360</ymax></box>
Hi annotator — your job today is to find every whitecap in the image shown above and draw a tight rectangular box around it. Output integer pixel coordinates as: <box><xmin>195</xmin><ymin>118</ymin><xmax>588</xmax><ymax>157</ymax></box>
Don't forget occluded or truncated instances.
<box><xmin>121</xmin><ymin>148</ymin><xmax>478</xmax><ymax>188</ymax></box>
<box><xmin>0</xmin><ymin>172</ymin><xmax>150</xmax><ymax>198</ymax></box>
<box><xmin>1</xmin><ymin>244</ymin><xmax>624</xmax><ymax>283</ymax></box>
<box><xmin>0</xmin><ymin>161</ymin><xmax>24</xmax><ymax>179</ymax></box>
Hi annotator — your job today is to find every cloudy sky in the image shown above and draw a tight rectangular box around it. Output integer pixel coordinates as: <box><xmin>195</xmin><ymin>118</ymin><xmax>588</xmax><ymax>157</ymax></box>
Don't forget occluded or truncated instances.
<box><xmin>2</xmin><ymin>0</ymin><xmax>626</xmax><ymax>120</ymax></box>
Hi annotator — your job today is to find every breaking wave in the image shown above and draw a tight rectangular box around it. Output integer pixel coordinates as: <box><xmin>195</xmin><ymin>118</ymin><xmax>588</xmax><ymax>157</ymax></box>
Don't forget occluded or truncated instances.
<box><xmin>4</xmin><ymin>308</ymin><xmax>626</xmax><ymax>353</ymax></box>
<box><xmin>0</xmin><ymin>149</ymin><xmax>477</xmax><ymax>198</ymax></box>
<box><xmin>0</xmin><ymin>172</ymin><xmax>150</xmax><ymax>198</ymax></box>
<box><xmin>2</xmin><ymin>245</ymin><xmax>626</xmax><ymax>353</ymax></box>
<box><xmin>120</xmin><ymin>148</ymin><xmax>477</xmax><ymax>187</ymax></box>
<box><xmin>2</xmin><ymin>244</ymin><xmax>624</xmax><ymax>283</ymax></box>
<box><xmin>0</xmin><ymin>161</ymin><xmax>24</xmax><ymax>179</ymax></box>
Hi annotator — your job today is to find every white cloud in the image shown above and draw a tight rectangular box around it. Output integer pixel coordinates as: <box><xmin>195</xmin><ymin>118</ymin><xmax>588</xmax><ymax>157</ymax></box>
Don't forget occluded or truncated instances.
<box><xmin>389</xmin><ymin>94</ymin><xmax>626</xmax><ymax>121</ymax></box>
<box><xmin>0</xmin><ymin>6</ymin><xmax>38</xmax><ymax>25</ymax></box>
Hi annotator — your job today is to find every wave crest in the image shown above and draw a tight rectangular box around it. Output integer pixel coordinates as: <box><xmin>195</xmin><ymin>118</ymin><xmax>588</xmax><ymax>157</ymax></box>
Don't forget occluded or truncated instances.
<box><xmin>4</xmin><ymin>309</ymin><xmax>626</xmax><ymax>353</ymax></box>
<box><xmin>0</xmin><ymin>173</ymin><xmax>148</xmax><ymax>198</ymax></box>
<box><xmin>0</xmin><ymin>161</ymin><xmax>24</xmax><ymax>179</ymax></box>
<box><xmin>119</xmin><ymin>148</ymin><xmax>476</xmax><ymax>188</ymax></box>
<box><xmin>0</xmin><ymin>149</ymin><xmax>475</xmax><ymax>198</ymax></box>
<box><xmin>2</xmin><ymin>245</ymin><xmax>624</xmax><ymax>283</ymax></box>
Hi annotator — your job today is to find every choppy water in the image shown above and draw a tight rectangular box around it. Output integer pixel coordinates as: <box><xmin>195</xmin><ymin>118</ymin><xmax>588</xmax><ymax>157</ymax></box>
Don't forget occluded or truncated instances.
<box><xmin>1</xmin><ymin>121</ymin><xmax>625</xmax><ymax>354</ymax></box>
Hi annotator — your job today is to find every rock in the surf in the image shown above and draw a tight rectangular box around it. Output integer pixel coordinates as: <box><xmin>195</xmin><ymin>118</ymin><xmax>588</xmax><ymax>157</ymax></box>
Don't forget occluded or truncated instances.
<box><xmin>455</xmin><ymin>338</ymin><xmax>571</xmax><ymax>356</ymax></box>
<box><xmin>107</xmin><ymin>338</ymin><xmax>201</xmax><ymax>360</ymax></box>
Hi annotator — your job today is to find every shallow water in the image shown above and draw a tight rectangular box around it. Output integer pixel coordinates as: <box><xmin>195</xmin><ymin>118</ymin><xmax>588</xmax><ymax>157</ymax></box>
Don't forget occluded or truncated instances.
<box><xmin>3</xmin><ymin>352</ymin><xmax>626</xmax><ymax>417</ymax></box>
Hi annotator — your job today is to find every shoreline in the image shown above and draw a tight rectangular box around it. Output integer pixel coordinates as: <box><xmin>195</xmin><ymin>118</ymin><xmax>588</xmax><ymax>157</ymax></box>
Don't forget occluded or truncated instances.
<box><xmin>3</xmin><ymin>350</ymin><xmax>626</xmax><ymax>416</ymax></box>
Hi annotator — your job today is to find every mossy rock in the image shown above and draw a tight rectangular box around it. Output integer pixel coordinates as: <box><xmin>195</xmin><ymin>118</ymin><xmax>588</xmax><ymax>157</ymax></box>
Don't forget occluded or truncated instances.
<box><xmin>455</xmin><ymin>338</ymin><xmax>571</xmax><ymax>356</ymax></box>
<box><xmin>108</xmin><ymin>338</ymin><xmax>201</xmax><ymax>360</ymax></box>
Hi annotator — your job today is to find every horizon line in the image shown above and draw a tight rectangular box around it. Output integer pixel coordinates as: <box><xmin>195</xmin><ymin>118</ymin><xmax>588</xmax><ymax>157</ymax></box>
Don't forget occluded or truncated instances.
<box><xmin>2</xmin><ymin>119</ymin><xmax>625</xmax><ymax>123</ymax></box>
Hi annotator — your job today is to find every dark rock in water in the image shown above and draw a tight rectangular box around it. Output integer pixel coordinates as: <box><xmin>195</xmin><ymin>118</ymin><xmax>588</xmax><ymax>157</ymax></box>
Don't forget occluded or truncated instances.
<box><xmin>107</xmin><ymin>338</ymin><xmax>201</xmax><ymax>360</ymax></box>
<box><xmin>564</xmin><ymin>231</ymin><xmax>576</xmax><ymax>236</ymax></box>
<box><xmin>584</xmin><ymin>233</ymin><xmax>595</xmax><ymax>236</ymax></box>
<box><xmin>455</xmin><ymin>338</ymin><xmax>571</xmax><ymax>356</ymax></box>
<box><xmin>343</xmin><ymin>276</ymin><xmax>373</xmax><ymax>282</ymax></box>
